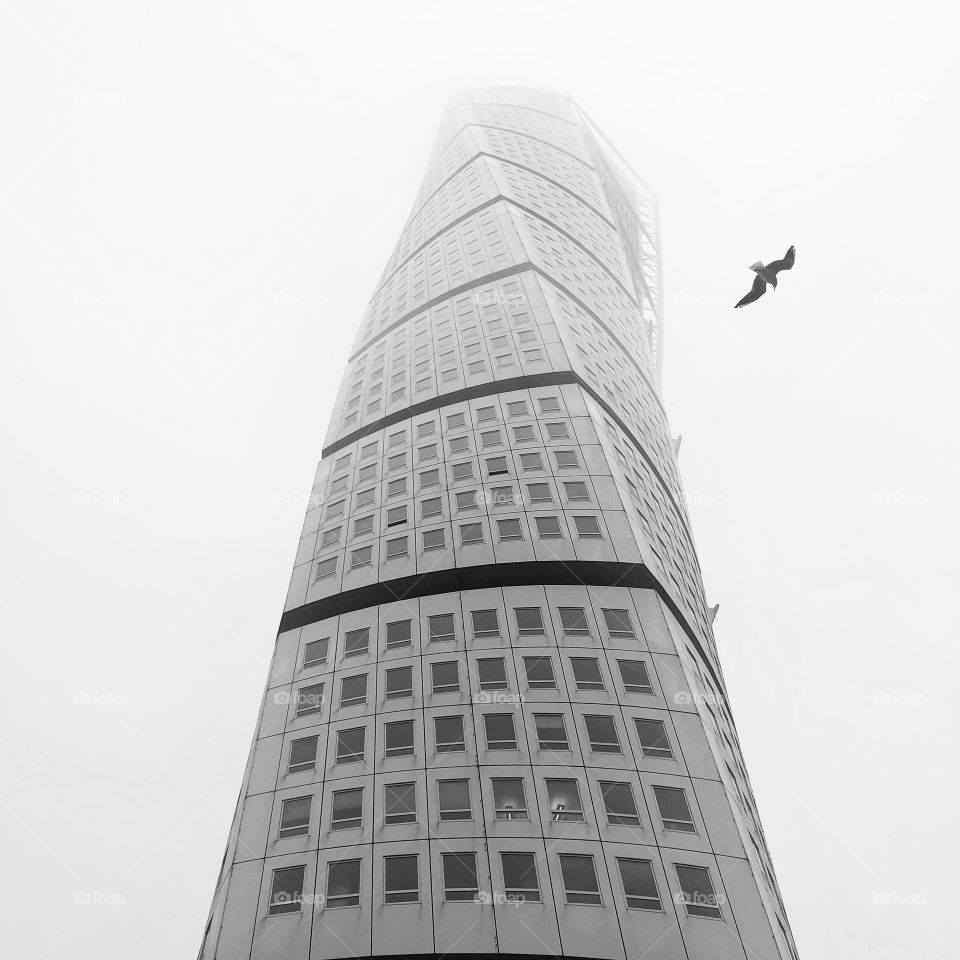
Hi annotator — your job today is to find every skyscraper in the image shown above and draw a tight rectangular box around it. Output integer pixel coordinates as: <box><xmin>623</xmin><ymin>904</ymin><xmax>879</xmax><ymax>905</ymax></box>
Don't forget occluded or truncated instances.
<box><xmin>199</xmin><ymin>87</ymin><xmax>798</xmax><ymax>960</ymax></box>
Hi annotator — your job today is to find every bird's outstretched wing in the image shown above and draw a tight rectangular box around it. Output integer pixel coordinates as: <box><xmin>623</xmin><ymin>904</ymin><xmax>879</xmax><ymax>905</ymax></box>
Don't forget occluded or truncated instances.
<box><xmin>766</xmin><ymin>245</ymin><xmax>795</xmax><ymax>275</ymax></box>
<box><xmin>735</xmin><ymin>273</ymin><xmax>766</xmax><ymax>308</ymax></box>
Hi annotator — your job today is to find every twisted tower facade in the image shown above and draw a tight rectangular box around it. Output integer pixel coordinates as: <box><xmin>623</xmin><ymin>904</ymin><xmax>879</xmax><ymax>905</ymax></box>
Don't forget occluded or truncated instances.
<box><xmin>199</xmin><ymin>87</ymin><xmax>798</xmax><ymax>960</ymax></box>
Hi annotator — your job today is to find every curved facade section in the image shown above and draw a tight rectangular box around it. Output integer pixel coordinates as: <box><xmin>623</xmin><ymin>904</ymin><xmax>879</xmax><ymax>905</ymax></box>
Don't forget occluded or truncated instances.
<box><xmin>198</xmin><ymin>87</ymin><xmax>798</xmax><ymax>960</ymax></box>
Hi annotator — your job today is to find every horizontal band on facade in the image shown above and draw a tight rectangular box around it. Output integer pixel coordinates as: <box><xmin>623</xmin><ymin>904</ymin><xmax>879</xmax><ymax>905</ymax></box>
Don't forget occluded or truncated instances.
<box><xmin>277</xmin><ymin>559</ymin><xmax>723</xmax><ymax>695</ymax></box>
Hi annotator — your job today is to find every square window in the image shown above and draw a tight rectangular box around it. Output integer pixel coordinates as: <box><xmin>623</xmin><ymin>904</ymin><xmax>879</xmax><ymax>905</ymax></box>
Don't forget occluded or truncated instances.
<box><xmin>635</xmin><ymin>718</ymin><xmax>674</xmax><ymax>759</ymax></box>
<box><xmin>279</xmin><ymin>796</ymin><xmax>312</xmax><ymax>838</ymax></box>
<box><xmin>501</xmin><ymin>852</ymin><xmax>541</xmax><ymax>901</ymax></box>
<box><xmin>559</xmin><ymin>607</ymin><xmax>590</xmax><ymax>636</ymax></box>
<box><xmin>486</xmin><ymin>456</ymin><xmax>508</xmax><ymax>476</ymax></box>
<box><xmin>538</xmin><ymin>396</ymin><xmax>561</xmax><ymax>413</ymax></box>
<box><xmin>384</xmin><ymin>719</ymin><xmax>415</xmax><ymax>758</ymax></box>
<box><xmin>513</xmin><ymin>425</ymin><xmax>535</xmax><ymax>442</ymax></box>
<box><xmin>385</xmin><ymin>619</ymin><xmax>412</xmax><ymax>649</ymax></box>
<box><xmin>387</xmin><ymin>453</ymin><xmax>406</xmax><ymax>473</ymax></box>
<box><xmin>477</xmin><ymin>657</ymin><xmax>508</xmax><ymax>690</ymax></box>
<box><xmin>675</xmin><ymin>864</ymin><xmax>722</xmax><ymax>918</ymax></box>
<box><xmin>326</xmin><ymin>859</ymin><xmax>361</xmax><ymax>908</ymax></box>
<box><xmin>506</xmin><ymin>401</ymin><xmax>528</xmax><ymax>418</ymax></box>
<box><xmin>387</xmin><ymin>506</ymin><xmax>407</xmax><ymax>527</ymax></box>
<box><xmin>574</xmin><ymin>515</ymin><xmax>602</xmax><ymax>539</ymax></box>
<box><xmin>547</xmin><ymin>779</ymin><xmax>583</xmax><ymax>821</ymax></box>
<box><xmin>340</xmin><ymin>673</ymin><xmax>367</xmax><ymax>708</ymax></box>
<box><xmin>585</xmin><ymin>715</ymin><xmax>621</xmax><ymax>753</ymax></box>
<box><xmin>419</xmin><ymin>468</ymin><xmax>440</xmax><ymax>489</ymax></box>
<box><xmin>422</xmin><ymin>528</ymin><xmax>446</xmax><ymax>551</ymax></box>
<box><xmin>519</xmin><ymin>452</ymin><xmax>543</xmax><ymax>471</ymax></box>
<box><xmin>559</xmin><ymin>854</ymin><xmax>601</xmax><ymax>905</ymax></box>
<box><xmin>618</xmin><ymin>858</ymin><xmax>662</xmax><ymax>911</ymax></box>
<box><xmin>288</xmin><ymin>735</ymin><xmax>318</xmax><ymax>774</ymax></box>
<box><xmin>449</xmin><ymin>436</ymin><xmax>469</xmax><ymax>455</ymax></box>
<box><xmin>535</xmin><ymin>516</ymin><xmax>563</xmax><ymax>539</ymax></box>
<box><xmin>526</xmin><ymin>482</ymin><xmax>552</xmax><ymax>503</ymax></box>
<box><xmin>353</xmin><ymin>515</ymin><xmax>374</xmax><ymax>537</ymax></box>
<box><xmin>295</xmin><ymin>683</ymin><xmax>325</xmax><ymax>717</ymax></box>
<box><xmin>360</xmin><ymin>441</ymin><xmax>379</xmax><ymax>460</ymax></box>
<box><xmin>496</xmin><ymin>518</ymin><xmax>523</xmax><ymax>541</ymax></box>
<box><xmin>452</xmin><ymin>461</ymin><xmax>474</xmax><ymax>481</ymax></box>
<box><xmin>456</xmin><ymin>490</ymin><xmax>478</xmax><ymax>512</ymax></box>
<box><xmin>418</xmin><ymin>443</ymin><xmax>437</xmax><ymax>462</ymax></box>
<box><xmin>429</xmin><ymin>614</ymin><xmax>455</xmax><ymax>643</ymax></box>
<box><xmin>459</xmin><ymin>522</ymin><xmax>484</xmax><ymax>545</ymax></box>
<box><xmin>431</xmin><ymin>660</ymin><xmax>460</xmax><ymax>694</ymax></box>
<box><xmin>515</xmin><ymin>607</ymin><xmax>545</xmax><ymax>636</ymax></box>
<box><xmin>416</xmin><ymin>421</ymin><xmax>436</xmax><ymax>438</ymax></box>
<box><xmin>438</xmin><ymin>779</ymin><xmax>471</xmax><ymax>821</ymax></box>
<box><xmin>357</xmin><ymin>463</ymin><xmax>377</xmax><ymax>483</ymax></box>
<box><xmin>492</xmin><ymin>778</ymin><xmax>528</xmax><ymax>820</ymax></box>
<box><xmin>600</xmin><ymin>781</ymin><xmax>641</xmax><ymax>825</ymax></box>
<box><xmin>618</xmin><ymin>660</ymin><xmax>654</xmax><ymax>694</ymax></box>
<box><xmin>570</xmin><ymin>657</ymin><xmax>604</xmax><ymax>690</ymax></box>
<box><xmin>326</xmin><ymin>500</ymin><xmax>345</xmax><ymax>520</ymax></box>
<box><xmin>534</xmin><ymin>712</ymin><xmax>569</xmax><ymax>750</ymax></box>
<box><xmin>653</xmin><ymin>785</ymin><xmax>696</xmax><ymax>832</ymax></box>
<box><xmin>268</xmin><ymin>865</ymin><xmax>305</xmax><ymax>915</ymax></box>
<box><xmin>446</xmin><ymin>412</ymin><xmax>466</xmax><ymax>429</ymax></box>
<box><xmin>303</xmin><ymin>638</ymin><xmax>328</xmax><ymax>668</ymax></box>
<box><xmin>350</xmin><ymin>546</ymin><xmax>373</xmax><ymax>569</ymax></box>
<box><xmin>385</xmin><ymin>666</ymin><xmax>413</xmax><ymax>699</ymax></box>
<box><xmin>471</xmin><ymin>608</ymin><xmax>500</xmax><ymax>638</ymax></box>
<box><xmin>385</xmin><ymin>535</ymin><xmax>408</xmax><ymax>560</ymax></box>
<box><xmin>384</xmin><ymin>854</ymin><xmax>419</xmax><ymax>904</ymax></box>
<box><xmin>321</xmin><ymin>525</ymin><xmax>342</xmax><ymax>548</ymax></box>
<box><xmin>383</xmin><ymin>781</ymin><xmax>416</xmax><ymax>825</ymax></box>
<box><xmin>421</xmin><ymin>497</ymin><xmax>442</xmax><ymax>519</ymax></box>
<box><xmin>330</xmin><ymin>787</ymin><xmax>363</xmax><ymax>830</ymax></box>
<box><xmin>476</xmin><ymin>406</ymin><xmax>496</xmax><ymax>422</ymax></box>
<box><xmin>490</xmin><ymin>485</ymin><xmax>515</xmax><ymax>506</ymax></box>
<box><xmin>387</xmin><ymin>477</ymin><xmax>407</xmax><ymax>498</ymax></box>
<box><xmin>523</xmin><ymin>656</ymin><xmax>556</xmax><ymax>689</ymax></box>
<box><xmin>603</xmin><ymin>609</ymin><xmax>636</xmax><ymax>639</ymax></box>
<box><xmin>314</xmin><ymin>557</ymin><xmax>338</xmax><ymax>581</ymax></box>
<box><xmin>481</xmin><ymin>429</ymin><xmax>502</xmax><ymax>447</ymax></box>
<box><xmin>563</xmin><ymin>481</ymin><xmax>590</xmax><ymax>502</ymax></box>
<box><xmin>434</xmin><ymin>714</ymin><xmax>466</xmax><ymax>752</ymax></box>
<box><xmin>546</xmin><ymin>422</ymin><xmax>569</xmax><ymax>439</ymax></box>
<box><xmin>483</xmin><ymin>713</ymin><xmax>517</xmax><ymax>750</ymax></box>
<box><xmin>442</xmin><ymin>852</ymin><xmax>478</xmax><ymax>901</ymax></box>
<box><xmin>554</xmin><ymin>450</ymin><xmax>580</xmax><ymax>470</ymax></box>
<box><xmin>344</xmin><ymin>627</ymin><xmax>369</xmax><ymax>657</ymax></box>
<box><xmin>356</xmin><ymin>488</ymin><xmax>376</xmax><ymax>510</ymax></box>
<box><xmin>335</xmin><ymin>726</ymin><xmax>365</xmax><ymax>764</ymax></box>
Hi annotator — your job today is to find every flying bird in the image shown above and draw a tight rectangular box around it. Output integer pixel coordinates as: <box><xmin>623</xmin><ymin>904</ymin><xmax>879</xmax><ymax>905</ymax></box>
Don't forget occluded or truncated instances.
<box><xmin>734</xmin><ymin>245</ymin><xmax>795</xmax><ymax>308</ymax></box>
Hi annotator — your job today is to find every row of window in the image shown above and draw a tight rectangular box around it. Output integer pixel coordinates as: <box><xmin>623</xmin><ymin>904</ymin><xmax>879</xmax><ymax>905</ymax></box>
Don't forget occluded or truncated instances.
<box><xmin>276</xmin><ymin>775</ymin><xmax>694</xmax><ymax>835</ymax></box>
<box><xmin>285</xmin><ymin>712</ymin><xmax>677</xmax><ymax>768</ymax></box>
<box><xmin>323</xmin><ymin>447</ymin><xmax>586</xmax><ymax>522</ymax></box>
<box><xmin>295</xmin><ymin>606</ymin><xmax>641</xmax><ymax>664</ymax></box>
<box><xmin>268</xmin><ymin>852</ymin><xmax>722</xmax><ymax>919</ymax></box>
<box><xmin>295</xmin><ymin>654</ymin><xmax>654</xmax><ymax>706</ymax></box>
<box><xmin>315</xmin><ymin>513</ymin><xmax>607</xmax><ymax>577</ymax></box>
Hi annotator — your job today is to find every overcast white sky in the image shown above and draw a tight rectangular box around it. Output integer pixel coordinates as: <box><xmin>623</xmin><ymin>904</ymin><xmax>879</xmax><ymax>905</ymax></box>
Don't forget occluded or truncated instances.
<box><xmin>1</xmin><ymin>1</ymin><xmax>957</xmax><ymax>958</ymax></box>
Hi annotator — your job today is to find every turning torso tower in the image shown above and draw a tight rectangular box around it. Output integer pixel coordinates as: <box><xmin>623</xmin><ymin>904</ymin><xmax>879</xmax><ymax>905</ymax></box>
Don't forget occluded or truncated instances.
<box><xmin>199</xmin><ymin>87</ymin><xmax>798</xmax><ymax>960</ymax></box>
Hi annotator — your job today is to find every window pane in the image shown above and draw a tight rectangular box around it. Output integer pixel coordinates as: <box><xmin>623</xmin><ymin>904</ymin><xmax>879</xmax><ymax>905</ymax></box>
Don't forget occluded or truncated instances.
<box><xmin>675</xmin><ymin>864</ymin><xmax>722</xmax><ymax>918</ymax></box>
<box><xmin>501</xmin><ymin>852</ymin><xmax>541</xmax><ymax>901</ymax></box>
<box><xmin>386</xmin><ymin>619</ymin><xmax>412</xmax><ymax>648</ymax></box>
<box><xmin>546</xmin><ymin>778</ymin><xmax>583</xmax><ymax>821</ymax></box>
<box><xmin>269</xmin><ymin>865</ymin><xmax>305</xmax><ymax>914</ymax></box>
<box><xmin>385</xmin><ymin>667</ymin><xmax>413</xmax><ymax>699</ymax></box>
<box><xmin>635</xmin><ymin>719</ymin><xmax>673</xmax><ymax>759</ymax></box>
<box><xmin>429</xmin><ymin>614</ymin><xmax>455</xmax><ymax>642</ymax></box>
<box><xmin>442</xmin><ymin>853</ymin><xmax>479</xmax><ymax>901</ymax></box>
<box><xmin>435</xmin><ymin>715</ymin><xmax>466</xmax><ymax>752</ymax></box>
<box><xmin>336</xmin><ymin>726</ymin><xmax>365</xmax><ymax>763</ymax></box>
<box><xmin>438</xmin><ymin>779</ymin><xmax>471</xmax><ymax>821</ymax></box>
<box><xmin>331</xmin><ymin>788</ymin><xmax>363</xmax><ymax>830</ymax></box>
<box><xmin>431</xmin><ymin>660</ymin><xmax>460</xmax><ymax>694</ymax></box>
<box><xmin>295</xmin><ymin>683</ymin><xmax>325</xmax><ymax>717</ymax></box>
<box><xmin>515</xmin><ymin>607</ymin><xmax>545</xmax><ymax>636</ymax></box>
<box><xmin>383</xmin><ymin>782</ymin><xmax>416</xmax><ymax>824</ymax></box>
<box><xmin>585</xmin><ymin>715</ymin><xmax>621</xmax><ymax>753</ymax></box>
<box><xmin>534</xmin><ymin>713</ymin><xmax>569</xmax><ymax>750</ymax></box>
<box><xmin>523</xmin><ymin>656</ymin><xmax>556</xmax><ymax>688</ymax></box>
<box><xmin>344</xmin><ymin>628</ymin><xmax>369</xmax><ymax>656</ymax></box>
<box><xmin>384</xmin><ymin>720</ymin><xmax>414</xmax><ymax>757</ymax></box>
<box><xmin>618</xmin><ymin>858</ymin><xmax>661</xmax><ymax>910</ymax></box>
<box><xmin>492</xmin><ymin>778</ymin><xmax>527</xmax><ymax>819</ymax></box>
<box><xmin>303</xmin><ymin>638</ymin><xmax>328</xmax><ymax>667</ymax></box>
<box><xmin>288</xmin><ymin>736</ymin><xmax>318</xmax><ymax>773</ymax></box>
<box><xmin>603</xmin><ymin>608</ymin><xmax>636</xmax><ymax>638</ymax></box>
<box><xmin>559</xmin><ymin>607</ymin><xmax>590</xmax><ymax>635</ymax></box>
<box><xmin>384</xmin><ymin>854</ymin><xmax>419</xmax><ymax>903</ymax></box>
<box><xmin>477</xmin><ymin>658</ymin><xmax>508</xmax><ymax>690</ymax></box>
<box><xmin>618</xmin><ymin>659</ymin><xmax>653</xmax><ymax>694</ymax></box>
<box><xmin>340</xmin><ymin>674</ymin><xmax>367</xmax><ymax>707</ymax></box>
<box><xmin>471</xmin><ymin>609</ymin><xmax>500</xmax><ymax>638</ymax></box>
<box><xmin>559</xmin><ymin>854</ymin><xmax>601</xmax><ymax>904</ymax></box>
<box><xmin>571</xmin><ymin>657</ymin><xmax>604</xmax><ymax>690</ymax></box>
<box><xmin>653</xmin><ymin>786</ymin><xmax>696</xmax><ymax>832</ymax></box>
<box><xmin>600</xmin><ymin>781</ymin><xmax>640</xmax><ymax>825</ymax></box>
<box><xmin>483</xmin><ymin>713</ymin><xmax>517</xmax><ymax>749</ymax></box>
<box><xmin>279</xmin><ymin>796</ymin><xmax>312</xmax><ymax>838</ymax></box>
<box><xmin>326</xmin><ymin>860</ymin><xmax>361</xmax><ymax>908</ymax></box>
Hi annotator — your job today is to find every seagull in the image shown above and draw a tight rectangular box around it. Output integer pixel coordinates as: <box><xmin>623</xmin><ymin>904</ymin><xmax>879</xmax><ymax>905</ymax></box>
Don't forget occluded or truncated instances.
<box><xmin>734</xmin><ymin>245</ymin><xmax>795</xmax><ymax>308</ymax></box>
